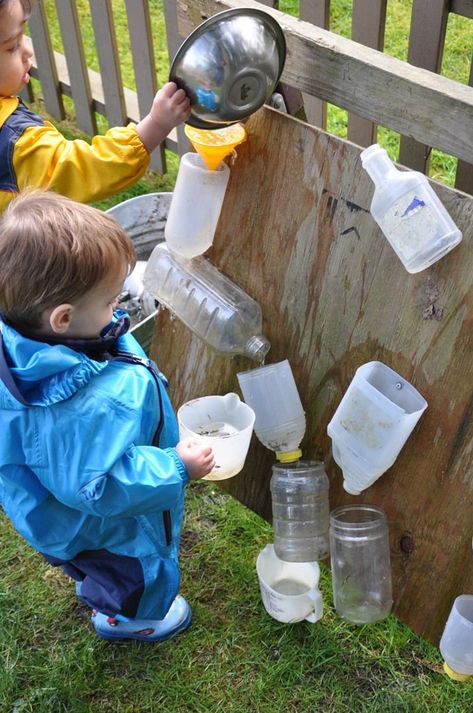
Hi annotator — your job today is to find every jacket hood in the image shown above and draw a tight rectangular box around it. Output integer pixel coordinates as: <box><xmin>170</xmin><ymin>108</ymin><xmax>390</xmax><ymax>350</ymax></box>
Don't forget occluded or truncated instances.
<box><xmin>0</xmin><ymin>320</ymin><xmax>107</xmax><ymax>408</ymax></box>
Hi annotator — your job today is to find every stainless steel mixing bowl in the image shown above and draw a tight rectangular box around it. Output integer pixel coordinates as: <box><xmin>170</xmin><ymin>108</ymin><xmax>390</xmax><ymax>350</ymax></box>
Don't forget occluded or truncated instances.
<box><xmin>169</xmin><ymin>8</ymin><xmax>286</xmax><ymax>130</ymax></box>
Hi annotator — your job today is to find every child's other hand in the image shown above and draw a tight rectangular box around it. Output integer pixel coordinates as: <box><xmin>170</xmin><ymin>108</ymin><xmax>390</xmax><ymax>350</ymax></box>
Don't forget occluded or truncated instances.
<box><xmin>150</xmin><ymin>82</ymin><xmax>191</xmax><ymax>135</ymax></box>
<box><xmin>176</xmin><ymin>438</ymin><xmax>215</xmax><ymax>481</ymax></box>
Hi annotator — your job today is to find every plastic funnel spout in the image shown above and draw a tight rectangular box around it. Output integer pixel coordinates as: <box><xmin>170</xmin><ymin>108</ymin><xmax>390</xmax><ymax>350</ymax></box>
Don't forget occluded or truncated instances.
<box><xmin>185</xmin><ymin>124</ymin><xmax>247</xmax><ymax>170</ymax></box>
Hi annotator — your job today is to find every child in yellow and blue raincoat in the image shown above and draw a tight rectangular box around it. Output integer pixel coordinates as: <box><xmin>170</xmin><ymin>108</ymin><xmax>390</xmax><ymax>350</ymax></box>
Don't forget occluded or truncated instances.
<box><xmin>0</xmin><ymin>0</ymin><xmax>190</xmax><ymax>213</ymax></box>
<box><xmin>0</xmin><ymin>190</ymin><xmax>215</xmax><ymax>641</ymax></box>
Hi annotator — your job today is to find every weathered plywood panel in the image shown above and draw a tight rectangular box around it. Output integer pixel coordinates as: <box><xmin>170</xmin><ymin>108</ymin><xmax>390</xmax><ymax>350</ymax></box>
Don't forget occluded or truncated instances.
<box><xmin>150</xmin><ymin>107</ymin><xmax>472</xmax><ymax>643</ymax></box>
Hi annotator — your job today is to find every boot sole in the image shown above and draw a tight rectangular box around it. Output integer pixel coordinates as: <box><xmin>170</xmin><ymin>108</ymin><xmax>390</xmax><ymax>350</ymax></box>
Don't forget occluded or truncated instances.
<box><xmin>93</xmin><ymin>607</ymin><xmax>192</xmax><ymax>643</ymax></box>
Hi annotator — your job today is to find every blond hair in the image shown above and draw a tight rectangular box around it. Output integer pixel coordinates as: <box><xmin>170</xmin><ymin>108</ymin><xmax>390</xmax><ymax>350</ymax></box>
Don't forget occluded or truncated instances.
<box><xmin>0</xmin><ymin>190</ymin><xmax>136</xmax><ymax>329</ymax></box>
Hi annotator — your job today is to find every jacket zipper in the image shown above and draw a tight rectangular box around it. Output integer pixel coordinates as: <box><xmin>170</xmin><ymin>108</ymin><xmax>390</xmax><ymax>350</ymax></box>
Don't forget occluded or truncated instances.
<box><xmin>115</xmin><ymin>350</ymin><xmax>172</xmax><ymax>547</ymax></box>
<box><xmin>114</xmin><ymin>350</ymin><xmax>165</xmax><ymax>445</ymax></box>
<box><xmin>163</xmin><ymin>510</ymin><xmax>172</xmax><ymax>546</ymax></box>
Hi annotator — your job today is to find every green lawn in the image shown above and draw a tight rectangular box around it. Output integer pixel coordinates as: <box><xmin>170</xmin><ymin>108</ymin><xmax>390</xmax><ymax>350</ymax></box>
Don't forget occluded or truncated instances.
<box><xmin>2</xmin><ymin>482</ymin><xmax>472</xmax><ymax>713</ymax></box>
<box><xmin>3</xmin><ymin>2</ymin><xmax>472</xmax><ymax>711</ymax></box>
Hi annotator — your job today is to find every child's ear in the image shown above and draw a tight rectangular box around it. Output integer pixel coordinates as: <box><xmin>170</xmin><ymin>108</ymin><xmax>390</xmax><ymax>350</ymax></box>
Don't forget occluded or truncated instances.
<box><xmin>48</xmin><ymin>304</ymin><xmax>74</xmax><ymax>334</ymax></box>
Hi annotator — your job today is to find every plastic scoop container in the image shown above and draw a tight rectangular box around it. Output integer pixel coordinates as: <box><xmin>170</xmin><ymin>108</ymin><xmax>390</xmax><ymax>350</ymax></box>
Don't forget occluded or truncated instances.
<box><xmin>177</xmin><ymin>393</ymin><xmax>255</xmax><ymax>480</ymax></box>
<box><xmin>256</xmin><ymin>544</ymin><xmax>323</xmax><ymax>623</ymax></box>
<box><xmin>327</xmin><ymin>361</ymin><xmax>427</xmax><ymax>494</ymax></box>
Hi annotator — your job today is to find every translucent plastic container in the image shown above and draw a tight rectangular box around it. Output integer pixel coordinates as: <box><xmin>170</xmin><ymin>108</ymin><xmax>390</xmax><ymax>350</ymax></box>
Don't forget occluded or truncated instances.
<box><xmin>177</xmin><ymin>393</ymin><xmax>255</xmax><ymax>481</ymax></box>
<box><xmin>271</xmin><ymin>460</ymin><xmax>330</xmax><ymax>562</ymax></box>
<box><xmin>164</xmin><ymin>153</ymin><xmax>230</xmax><ymax>258</ymax></box>
<box><xmin>361</xmin><ymin>144</ymin><xmax>462</xmax><ymax>273</ymax></box>
<box><xmin>143</xmin><ymin>244</ymin><xmax>270</xmax><ymax>361</ymax></box>
<box><xmin>327</xmin><ymin>361</ymin><xmax>427</xmax><ymax>495</ymax></box>
<box><xmin>237</xmin><ymin>360</ymin><xmax>305</xmax><ymax>462</ymax></box>
<box><xmin>330</xmin><ymin>505</ymin><xmax>392</xmax><ymax>624</ymax></box>
<box><xmin>256</xmin><ymin>544</ymin><xmax>323</xmax><ymax>624</ymax></box>
<box><xmin>440</xmin><ymin>595</ymin><xmax>473</xmax><ymax>681</ymax></box>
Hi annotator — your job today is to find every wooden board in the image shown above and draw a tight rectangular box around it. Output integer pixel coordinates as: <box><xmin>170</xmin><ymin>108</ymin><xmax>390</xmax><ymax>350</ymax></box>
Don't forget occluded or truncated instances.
<box><xmin>149</xmin><ymin>107</ymin><xmax>473</xmax><ymax>643</ymax></box>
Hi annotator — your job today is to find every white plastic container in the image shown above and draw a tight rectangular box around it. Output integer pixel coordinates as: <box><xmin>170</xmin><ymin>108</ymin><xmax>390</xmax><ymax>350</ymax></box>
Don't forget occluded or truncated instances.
<box><xmin>327</xmin><ymin>361</ymin><xmax>427</xmax><ymax>495</ymax></box>
<box><xmin>440</xmin><ymin>595</ymin><xmax>473</xmax><ymax>681</ymax></box>
<box><xmin>177</xmin><ymin>393</ymin><xmax>255</xmax><ymax>481</ymax></box>
<box><xmin>143</xmin><ymin>244</ymin><xmax>271</xmax><ymax>362</ymax></box>
<box><xmin>256</xmin><ymin>544</ymin><xmax>323</xmax><ymax>624</ymax></box>
<box><xmin>237</xmin><ymin>360</ymin><xmax>305</xmax><ymax>462</ymax></box>
<box><xmin>165</xmin><ymin>152</ymin><xmax>230</xmax><ymax>258</ymax></box>
<box><xmin>361</xmin><ymin>144</ymin><xmax>462</xmax><ymax>273</ymax></box>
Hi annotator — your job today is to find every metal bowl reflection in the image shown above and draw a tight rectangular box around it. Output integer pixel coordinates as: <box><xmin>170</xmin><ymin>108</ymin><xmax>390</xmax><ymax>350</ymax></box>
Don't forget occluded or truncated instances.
<box><xmin>170</xmin><ymin>8</ymin><xmax>286</xmax><ymax>129</ymax></box>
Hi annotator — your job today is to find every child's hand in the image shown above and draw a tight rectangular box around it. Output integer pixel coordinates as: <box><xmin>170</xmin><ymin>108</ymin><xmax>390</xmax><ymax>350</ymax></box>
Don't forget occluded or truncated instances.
<box><xmin>176</xmin><ymin>438</ymin><xmax>215</xmax><ymax>481</ymax></box>
<box><xmin>150</xmin><ymin>82</ymin><xmax>191</xmax><ymax>135</ymax></box>
<box><xmin>137</xmin><ymin>82</ymin><xmax>191</xmax><ymax>154</ymax></box>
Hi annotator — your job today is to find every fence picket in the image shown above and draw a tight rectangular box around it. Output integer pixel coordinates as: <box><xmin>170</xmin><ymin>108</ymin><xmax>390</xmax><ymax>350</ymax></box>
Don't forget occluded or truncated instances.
<box><xmin>163</xmin><ymin>0</ymin><xmax>190</xmax><ymax>155</ymax></box>
<box><xmin>28</xmin><ymin>0</ymin><xmax>65</xmax><ymax>119</ymax></box>
<box><xmin>299</xmin><ymin>0</ymin><xmax>329</xmax><ymax>128</ymax></box>
<box><xmin>348</xmin><ymin>0</ymin><xmax>387</xmax><ymax>147</ymax></box>
<box><xmin>124</xmin><ymin>0</ymin><xmax>165</xmax><ymax>173</ymax></box>
<box><xmin>89</xmin><ymin>0</ymin><xmax>127</xmax><ymax>127</ymax></box>
<box><xmin>455</xmin><ymin>58</ymin><xmax>473</xmax><ymax>193</ymax></box>
<box><xmin>398</xmin><ymin>0</ymin><xmax>449</xmax><ymax>172</ymax></box>
<box><xmin>54</xmin><ymin>0</ymin><xmax>96</xmax><ymax>135</ymax></box>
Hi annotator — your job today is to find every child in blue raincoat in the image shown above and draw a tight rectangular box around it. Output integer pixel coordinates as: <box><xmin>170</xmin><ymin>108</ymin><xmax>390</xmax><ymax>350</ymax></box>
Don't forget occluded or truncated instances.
<box><xmin>0</xmin><ymin>190</ymin><xmax>215</xmax><ymax>642</ymax></box>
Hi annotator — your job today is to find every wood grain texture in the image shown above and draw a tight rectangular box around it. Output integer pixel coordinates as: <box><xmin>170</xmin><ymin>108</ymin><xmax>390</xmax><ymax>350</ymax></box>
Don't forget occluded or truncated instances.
<box><xmin>149</xmin><ymin>107</ymin><xmax>473</xmax><ymax>642</ymax></box>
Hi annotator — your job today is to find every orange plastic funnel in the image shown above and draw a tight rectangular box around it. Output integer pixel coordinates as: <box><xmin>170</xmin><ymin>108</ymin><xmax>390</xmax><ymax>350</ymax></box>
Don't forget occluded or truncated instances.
<box><xmin>184</xmin><ymin>123</ymin><xmax>247</xmax><ymax>170</ymax></box>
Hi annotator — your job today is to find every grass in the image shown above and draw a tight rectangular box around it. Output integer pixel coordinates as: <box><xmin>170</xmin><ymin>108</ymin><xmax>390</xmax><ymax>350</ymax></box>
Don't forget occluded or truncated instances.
<box><xmin>4</xmin><ymin>2</ymin><xmax>472</xmax><ymax>711</ymax></box>
<box><xmin>1</xmin><ymin>482</ymin><xmax>472</xmax><ymax>712</ymax></box>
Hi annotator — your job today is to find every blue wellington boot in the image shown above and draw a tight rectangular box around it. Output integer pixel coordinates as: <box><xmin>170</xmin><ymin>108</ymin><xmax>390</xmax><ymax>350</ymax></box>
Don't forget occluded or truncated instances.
<box><xmin>91</xmin><ymin>595</ymin><xmax>192</xmax><ymax>642</ymax></box>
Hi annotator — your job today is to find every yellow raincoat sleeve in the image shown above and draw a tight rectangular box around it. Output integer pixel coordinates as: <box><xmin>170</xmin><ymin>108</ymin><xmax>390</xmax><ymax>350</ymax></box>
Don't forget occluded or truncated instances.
<box><xmin>11</xmin><ymin>120</ymin><xmax>150</xmax><ymax>204</ymax></box>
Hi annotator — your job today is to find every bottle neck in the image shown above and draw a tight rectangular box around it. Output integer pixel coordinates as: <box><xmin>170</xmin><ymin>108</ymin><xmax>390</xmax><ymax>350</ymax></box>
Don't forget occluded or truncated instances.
<box><xmin>361</xmin><ymin>146</ymin><xmax>398</xmax><ymax>188</ymax></box>
<box><xmin>244</xmin><ymin>335</ymin><xmax>271</xmax><ymax>362</ymax></box>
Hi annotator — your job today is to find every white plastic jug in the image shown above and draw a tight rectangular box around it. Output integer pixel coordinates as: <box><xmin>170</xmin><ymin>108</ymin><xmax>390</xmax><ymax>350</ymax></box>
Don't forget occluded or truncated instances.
<box><xmin>177</xmin><ymin>393</ymin><xmax>255</xmax><ymax>481</ymax></box>
<box><xmin>360</xmin><ymin>144</ymin><xmax>462</xmax><ymax>273</ymax></box>
<box><xmin>440</xmin><ymin>595</ymin><xmax>473</xmax><ymax>681</ymax></box>
<box><xmin>327</xmin><ymin>361</ymin><xmax>427</xmax><ymax>494</ymax></box>
<box><xmin>256</xmin><ymin>544</ymin><xmax>323</xmax><ymax>624</ymax></box>
<box><xmin>165</xmin><ymin>152</ymin><xmax>230</xmax><ymax>259</ymax></box>
<box><xmin>237</xmin><ymin>360</ymin><xmax>306</xmax><ymax>462</ymax></box>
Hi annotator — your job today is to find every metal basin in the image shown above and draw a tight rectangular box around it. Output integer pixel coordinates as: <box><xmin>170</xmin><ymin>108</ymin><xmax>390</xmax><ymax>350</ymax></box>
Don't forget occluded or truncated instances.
<box><xmin>170</xmin><ymin>8</ymin><xmax>286</xmax><ymax>129</ymax></box>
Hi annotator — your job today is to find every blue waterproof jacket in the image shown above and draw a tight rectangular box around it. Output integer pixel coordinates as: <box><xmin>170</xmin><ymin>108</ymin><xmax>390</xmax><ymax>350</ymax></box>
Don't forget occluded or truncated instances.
<box><xmin>0</xmin><ymin>318</ymin><xmax>188</xmax><ymax>620</ymax></box>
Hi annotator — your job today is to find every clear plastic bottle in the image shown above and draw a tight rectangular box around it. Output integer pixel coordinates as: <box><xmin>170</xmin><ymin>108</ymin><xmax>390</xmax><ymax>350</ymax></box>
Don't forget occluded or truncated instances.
<box><xmin>361</xmin><ymin>144</ymin><xmax>462</xmax><ymax>273</ymax></box>
<box><xmin>237</xmin><ymin>360</ymin><xmax>306</xmax><ymax>463</ymax></box>
<box><xmin>270</xmin><ymin>460</ymin><xmax>330</xmax><ymax>562</ymax></box>
<box><xmin>143</xmin><ymin>244</ymin><xmax>271</xmax><ymax>361</ymax></box>
<box><xmin>330</xmin><ymin>504</ymin><xmax>392</xmax><ymax>624</ymax></box>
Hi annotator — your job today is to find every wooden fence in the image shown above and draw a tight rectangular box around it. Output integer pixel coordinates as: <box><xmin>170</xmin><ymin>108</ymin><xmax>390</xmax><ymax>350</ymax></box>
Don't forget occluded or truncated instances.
<box><xmin>24</xmin><ymin>0</ymin><xmax>473</xmax><ymax>192</ymax></box>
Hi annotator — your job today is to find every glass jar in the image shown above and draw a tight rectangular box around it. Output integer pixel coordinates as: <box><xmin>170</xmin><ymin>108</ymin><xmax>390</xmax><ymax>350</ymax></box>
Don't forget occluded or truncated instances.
<box><xmin>271</xmin><ymin>460</ymin><xmax>330</xmax><ymax>562</ymax></box>
<box><xmin>330</xmin><ymin>504</ymin><xmax>392</xmax><ymax>624</ymax></box>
